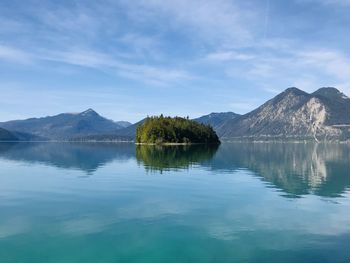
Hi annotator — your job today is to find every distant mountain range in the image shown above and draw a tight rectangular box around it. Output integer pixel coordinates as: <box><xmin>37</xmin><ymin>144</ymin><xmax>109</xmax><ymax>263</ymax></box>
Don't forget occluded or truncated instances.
<box><xmin>1</xmin><ymin>87</ymin><xmax>350</xmax><ymax>142</ymax></box>
<box><xmin>71</xmin><ymin>118</ymin><xmax>148</xmax><ymax>142</ymax></box>
<box><xmin>0</xmin><ymin>109</ymin><xmax>131</xmax><ymax>141</ymax></box>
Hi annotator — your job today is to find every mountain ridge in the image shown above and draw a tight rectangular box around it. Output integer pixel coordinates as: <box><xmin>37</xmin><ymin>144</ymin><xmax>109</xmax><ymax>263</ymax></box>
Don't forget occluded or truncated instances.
<box><xmin>0</xmin><ymin>109</ymin><xmax>131</xmax><ymax>140</ymax></box>
<box><xmin>217</xmin><ymin>87</ymin><xmax>350</xmax><ymax>141</ymax></box>
<box><xmin>194</xmin><ymin>112</ymin><xmax>240</xmax><ymax>130</ymax></box>
<box><xmin>1</xmin><ymin>87</ymin><xmax>350</xmax><ymax>142</ymax></box>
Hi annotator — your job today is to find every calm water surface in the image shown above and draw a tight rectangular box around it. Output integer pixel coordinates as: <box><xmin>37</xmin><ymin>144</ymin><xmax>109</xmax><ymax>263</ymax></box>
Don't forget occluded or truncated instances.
<box><xmin>0</xmin><ymin>142</ymin><xmax>350</xmax><ymax>262</ymax></box>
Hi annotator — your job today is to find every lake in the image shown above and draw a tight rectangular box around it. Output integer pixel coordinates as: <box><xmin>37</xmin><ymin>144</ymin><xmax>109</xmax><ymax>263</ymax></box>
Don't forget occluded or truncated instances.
<box><xmin>0</xmin><ymin>142</ymin><xmax>350</xmax><ymax>262</ymax></box>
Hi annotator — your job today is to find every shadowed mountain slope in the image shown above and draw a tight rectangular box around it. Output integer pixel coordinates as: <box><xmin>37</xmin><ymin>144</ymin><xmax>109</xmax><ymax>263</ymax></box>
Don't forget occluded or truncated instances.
<box><xmin>194</xmin><ymin>112</ymin><xmax>240</xmax><ymax>129</ymax></box>
<box><xmin>0</xmin><ymin>127</ymin><xmax>18</xmax><ymax>141</ymax></box>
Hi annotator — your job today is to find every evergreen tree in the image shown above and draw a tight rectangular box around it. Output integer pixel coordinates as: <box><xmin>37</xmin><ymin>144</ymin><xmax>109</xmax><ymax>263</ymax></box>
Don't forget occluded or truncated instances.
<box><xmin>136</xmin><ymin>115</ymin><xmax>220</xmax><ymax>144</ymax></box>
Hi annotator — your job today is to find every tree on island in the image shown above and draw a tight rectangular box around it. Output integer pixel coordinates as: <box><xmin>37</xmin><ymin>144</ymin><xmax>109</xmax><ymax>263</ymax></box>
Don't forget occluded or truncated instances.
<box><xmin>136</xmin><ymin>115</ymin><xmax>220</xmax><ymax>144</ymax></box>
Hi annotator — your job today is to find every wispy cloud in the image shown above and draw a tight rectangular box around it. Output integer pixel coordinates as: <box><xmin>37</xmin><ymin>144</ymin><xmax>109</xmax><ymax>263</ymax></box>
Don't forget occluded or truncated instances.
<box><xmin>0</xmin><ymin>43</ymin><xmax>192</xmax><ymax>87</ymax></box>
<box><xmin>120</xmin><ymin>0</ymin><xmax>256</xmax><ymax>47</ymax></box>
<box><xmin>45</xmin><ymin>49</ymin><xmax>193</xmax><ymax>86</ymax></box>
<box><xmin>298</xmin><ymin>0</ymin><xmax>350</xmax><ymax>6</ymax></box>
<box><xmin>297</xmin><ymin>50</ymin><xmax>350</xmax><ymax>80</ymax></box>
<box><xmin>0</xmin><ymin>44</ymin><xmax>33</xmax><ymax>63</ymax></box>
<box><xmin>205</xmin><ymin>51</ymin><xmax>255</xmax><ymax>62</ymax></box>
<box><xmin>118</xmin><ymin>33</ymin><xmax>162</xmax><ymax>58</ymax></box>
<box><xmin>1</xmin><ymin>0</ymin><xmax>350</xmax><ymax>120</ymax></box>
<box><xmin>209</xmin><ymin>44</ymin><xmax>350</xmax><ymax>95</ymax></box>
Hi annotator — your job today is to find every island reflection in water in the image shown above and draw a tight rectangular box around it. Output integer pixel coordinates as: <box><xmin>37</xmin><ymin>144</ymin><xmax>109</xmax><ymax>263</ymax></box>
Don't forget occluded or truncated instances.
<box><xmin>136</xmin><ymin>144</ymin><xmax>219</xmax><ymax>173</ymax></box>
<box><xmin>1</xmin><ymin>142</ymin><xmax>350</xmax><ymax>262</ymax></box>
<box><xmin>0</xmin><ymin>142</ymin><xmax>349</xmax><ymax>198</ymax></box>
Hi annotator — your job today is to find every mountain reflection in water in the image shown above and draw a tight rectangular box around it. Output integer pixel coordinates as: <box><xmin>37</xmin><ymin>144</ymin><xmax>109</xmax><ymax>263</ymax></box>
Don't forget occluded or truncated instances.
<box><xmin>0</xmin><ymin>142</ymin><xmax>135</xmax><ymax>174</ymax></box>
<box><xmin>212</xmin><ymin>143</ymin><xmax>350</xmax><ymax>198</ymax></box>
<box><xmin>0</xmin><ymin>142</ymin><xmax>349</xmax><ymax>198</ymax></box>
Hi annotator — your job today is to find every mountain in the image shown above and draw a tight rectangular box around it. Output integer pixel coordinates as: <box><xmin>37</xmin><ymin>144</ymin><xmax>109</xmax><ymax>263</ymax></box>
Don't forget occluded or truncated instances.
<box><xmin>77</xmin><ymin>112</ymin><xmax>239</xmax><ymax>142</ymax></box>
<box><xmin>0</xmin><ymin>127</ymin><xmax>18</xmax><ymax>141</ymax></box>
<box><xmin>11</xmin><ymin>131</ymin><xmax>47</xmax><ymax>141</ymax></box>
<box><xmin>0</xmin><ymin>109</ymin><xmax>130</xmax><ymax>140</ymax></box>
<box><xmin>217</xmin><ymin>87</ymin><xmax>350</xmax><ymax>141</ymax></box>
<box><xmin>3</xmin><ymin>87</ymin><xmax>349</xmax><ymax>142</ymax></box>
<box><xmin>114</xmin><ymin>118</ymin><xmax>147</xmax><ymax>137</ymax></box>
<box><xmin>311</xmin><ymin>87</ymin><xmax>350</xmax><ymax>125</ymax></box>
<box><xmin>194</xmin><ymin>112</ymin><xmax>240</xmax><ymax>129</ymax></box>
<box><xmin>112</xmin><ymin>113</ymin><xmax>240</xmax><ymax>140</ymax></box>
<box><xmin>115</xmin><ymin>121</ymin><xmax>132</xmax><ymax>128</ymax></box>
<box><xmin>72</xmin><ymin>118</ymin><xmax>147</xmax><ymax>141</ymax></box>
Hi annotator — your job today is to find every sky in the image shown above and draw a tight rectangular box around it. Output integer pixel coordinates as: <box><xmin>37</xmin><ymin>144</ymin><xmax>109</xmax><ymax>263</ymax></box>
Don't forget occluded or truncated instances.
<box><xmin>1</xmin><ymin>0</ymin><xmax>350</xmax><ymax>122</ymax></box>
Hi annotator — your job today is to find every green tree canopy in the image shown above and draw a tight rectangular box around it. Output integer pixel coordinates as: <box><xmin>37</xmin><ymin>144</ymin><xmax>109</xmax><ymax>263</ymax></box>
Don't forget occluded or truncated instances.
<box><xmin>136</xmin><ymin>115</ymin><xmax>220</xmax><ymax>144</ymax></box>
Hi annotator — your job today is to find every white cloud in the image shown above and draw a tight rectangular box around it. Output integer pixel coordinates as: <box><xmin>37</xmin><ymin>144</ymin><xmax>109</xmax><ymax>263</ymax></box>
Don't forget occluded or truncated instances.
<box><xmin>206</xmin><ymin>51</ymin><xmax>255</xmax><ymax>61</ymax></box>
<box><xmin>32</xmin><ymin>2</ymin><xmax>117</xmax><ymax>43</ymax></box>
<box><xmin>299</xmin><ymin>0</ymin><xmax>350</xmax><ymax>6</ymax></box>
<box><xmin>43</xmin><ymin>49</ymin><xmax>193</xmax><ymax>86</ymax></box>
<box><xmin>212</xmin><ymin>44</ymin><xmax>350</xmax><ymax>96</ymax></box>
<box><xmin>118</xmin><ymin>33</ymin><xmax>161</xmax><ymax>56</ymax></box>
<box><xmin>0</xmin><ymin>44</ymin><xmax>33</xmax><ymax>63</ymax></box>
<box><xmin>0</xmin><ymin>42</ymin><xmax>193</xmax><ymax>87</ymax></box>
<box><xmin>121</xmin><ymin>0</ymin><xmax>256</xmax><ymax>47</ymax></box>
<box><xmin>115</xmin><ymin>63</ymin><xmax>193</xmax><ymax>86</ymax></box>
<box><xmin>2</xmin><ymin>0</ymin><xmax>350</xmax><ymax>101</ymax></box>
<box><xmin>247</xmin><ymin>63</ymin><xmax>273</xmax><ymax>78</ymax></box>
<box><xmin>297</xmin><ymin>50</ymin><xmax>350</xmax><ymax>80</ymax></box>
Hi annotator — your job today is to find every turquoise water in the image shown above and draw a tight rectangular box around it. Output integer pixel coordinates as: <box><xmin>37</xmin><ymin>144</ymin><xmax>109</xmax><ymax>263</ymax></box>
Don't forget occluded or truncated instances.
<box><xmin>0</xmin><ymin>142</ymin><xmax>350</xmax><ymax>262</ymax></box>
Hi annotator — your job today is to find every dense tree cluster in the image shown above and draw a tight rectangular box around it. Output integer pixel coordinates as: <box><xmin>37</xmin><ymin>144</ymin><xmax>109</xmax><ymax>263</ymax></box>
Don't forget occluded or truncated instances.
<box><xmin>136</xmin><ymin>115</ymin><xmax>220</xmax><ymax>144</ymax></box>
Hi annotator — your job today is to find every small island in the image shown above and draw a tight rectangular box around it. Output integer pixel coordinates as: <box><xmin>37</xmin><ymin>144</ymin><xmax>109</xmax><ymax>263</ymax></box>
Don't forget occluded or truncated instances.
<box><xmin>136</xmin><ymin>115</ymin><xmax>220</xmax><ymax>145</ymax></box>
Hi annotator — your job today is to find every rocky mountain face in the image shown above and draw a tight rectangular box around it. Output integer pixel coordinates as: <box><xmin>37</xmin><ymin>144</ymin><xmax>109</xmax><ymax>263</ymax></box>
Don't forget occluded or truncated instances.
<box><xmin>217</xmin><ymin>87</ymin><xmax>350</xmax><ymax>141</ymax></box>
<box><xmin>194</xmin><ymin>112</ymin><xmax>240</xmax><ymax>129</ymax></box>
<box><xmin>0</xmin><ymin>109</ymin><xmax>131</xmax><ymax>140</ymax></box>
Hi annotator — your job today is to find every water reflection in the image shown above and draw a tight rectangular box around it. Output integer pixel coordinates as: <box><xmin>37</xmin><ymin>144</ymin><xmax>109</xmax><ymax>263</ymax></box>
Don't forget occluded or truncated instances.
<box><xmin>0</xmin><ymin>142</ymin><xmax>135</xmax><ymax>174</ymax></box>
<box><xmin>1</xmin><ymin>142</ymin><xmax>350</xmax><ymax>262</ymax></box>
<box><xmin>210</xmin><ymin>143</ymin><xmax>350</xmax><ymax>198</ymax></box>
<box><xmin>0</xmin><ymin>142</ymin><xmax>349</xmax><ymax>197</ymax></box>
<box><xmin>136</xmin><ymin>144</ymin><xmax>219</xmax><ymax>172</ymax></box>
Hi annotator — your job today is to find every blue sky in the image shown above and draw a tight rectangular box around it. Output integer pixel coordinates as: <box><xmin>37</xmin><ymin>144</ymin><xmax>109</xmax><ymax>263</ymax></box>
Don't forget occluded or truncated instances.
<box><xmin>1</xmin><ymin>0</ymin><xmax>350</xmax><ymax>122</ymax></box>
